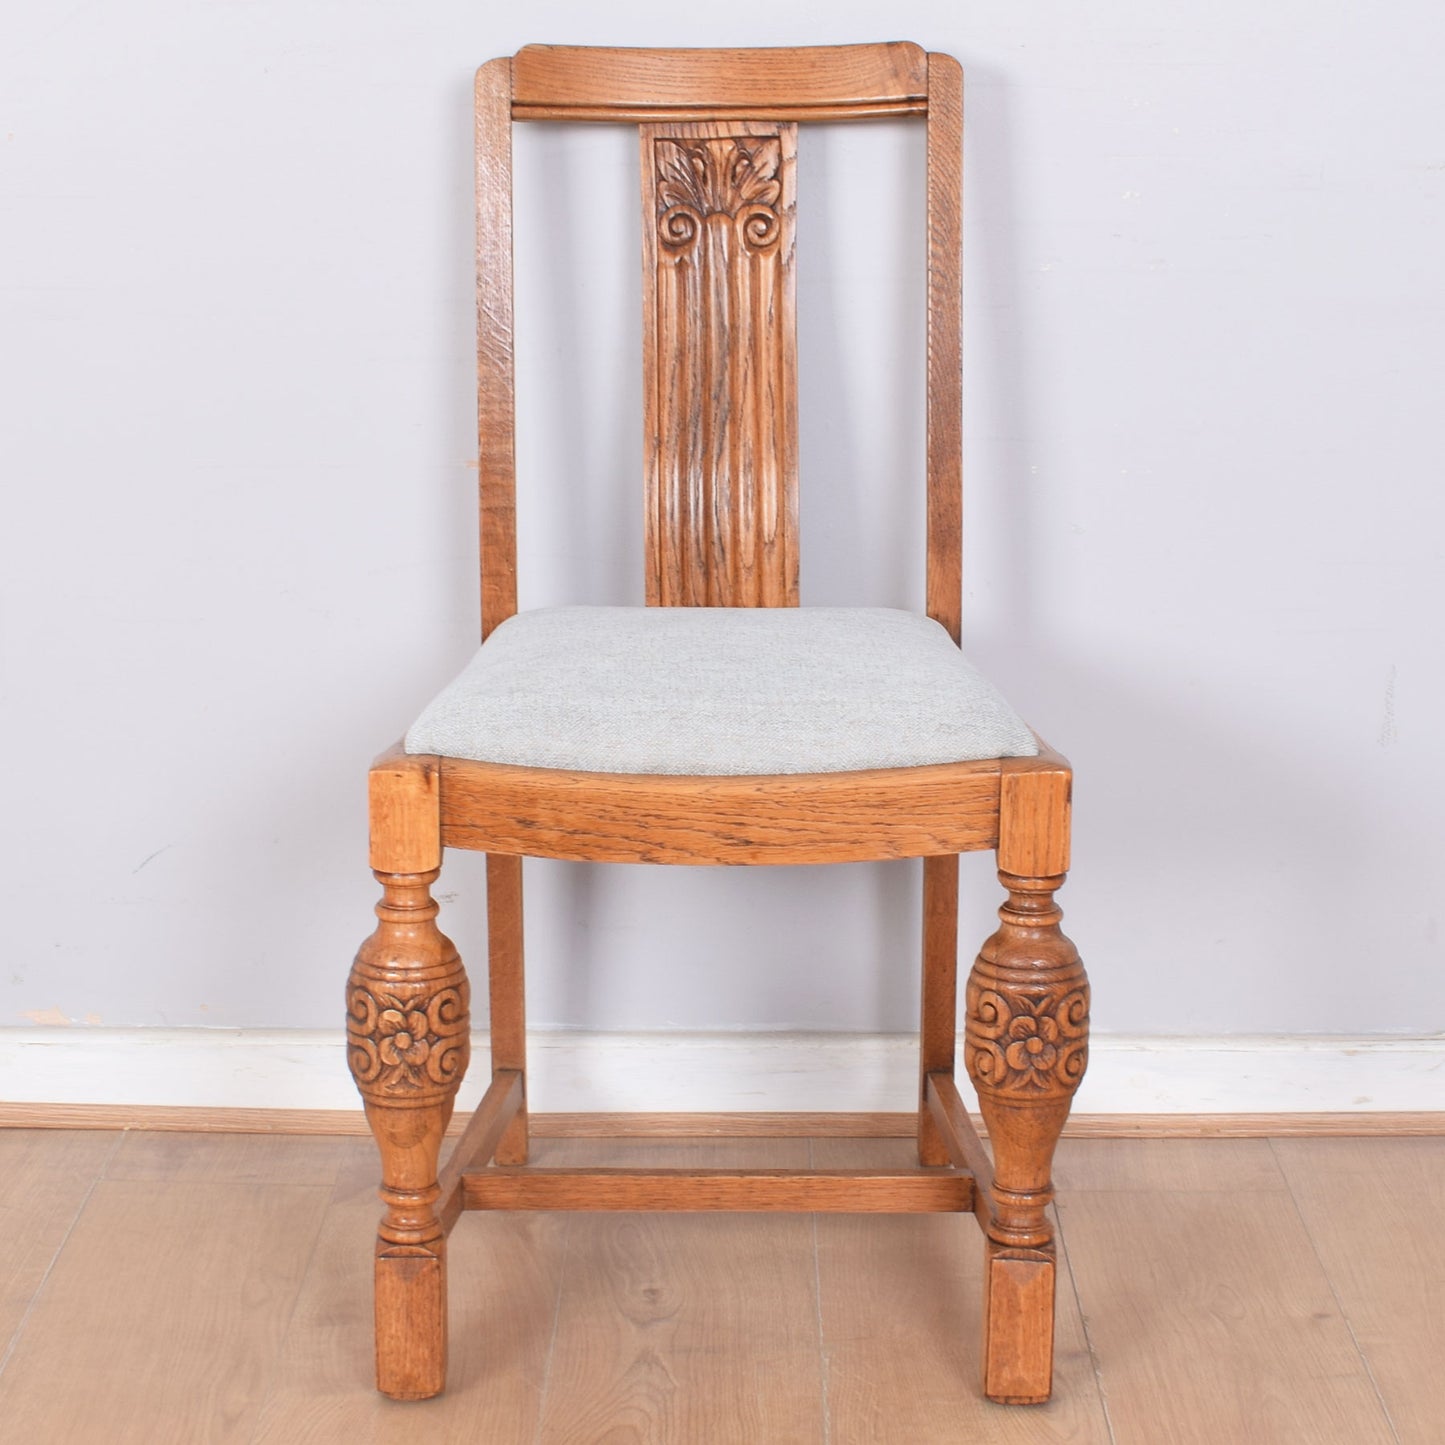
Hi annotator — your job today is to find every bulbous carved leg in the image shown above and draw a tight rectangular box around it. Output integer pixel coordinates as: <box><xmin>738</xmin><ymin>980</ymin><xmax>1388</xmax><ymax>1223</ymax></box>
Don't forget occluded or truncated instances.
<box><xmin>966</xmin><ymin>870</ymin><xmax>1089</xmax><ymax>1405</ymax></box>
<box><xmin>347</xmin><ymin>868</ymin><xmax>469</xmax><ymax>1400</ymax></box>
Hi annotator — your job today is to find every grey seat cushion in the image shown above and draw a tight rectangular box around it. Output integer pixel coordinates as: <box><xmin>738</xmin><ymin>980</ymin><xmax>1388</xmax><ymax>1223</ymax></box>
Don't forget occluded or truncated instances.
<box><xmin>404</xmin><ymin>606</ymin><xmax>1038</xmax><ymax>776</ymax></box>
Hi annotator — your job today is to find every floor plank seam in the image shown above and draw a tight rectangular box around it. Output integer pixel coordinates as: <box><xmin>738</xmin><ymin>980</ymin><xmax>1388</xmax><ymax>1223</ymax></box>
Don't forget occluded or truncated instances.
<box><xmin>5</xmin><ymin>1131</ymin><xmax>1439</xmax><ymax>1440</ymax></box>
<box><xmin>242</xmin><ymin>1179</ymin><xmax>345</xmax><ymax>1445</ymax></box>
<box><xmin>809</xmin><ymin>1180</ymin><xmax>832</xmax><ymax>1445</ymax></box>
<box><xmin>94</xmin><ymin>1127</ymin><xmax>128</xmax><ymax>1181</ymax></box>
<box><xmin>1055</xmin><ymin>1200</ymin><xmax>1119</xmax><ymax>1444</ymax></box>
<box><xmin>1268</xmin><ymin>1138</ymin><xmax>1405</xmax><ymax>1445</ymax></box>
<box><xmin>0</xmin><ymin>1131</ymin><xmax>123</xmax><ymax>1384</ymax></box>
<box><xmin>530</xmin><ymin>1213</ymin><xmax>571</xmax><ymax>1445</ymax></box>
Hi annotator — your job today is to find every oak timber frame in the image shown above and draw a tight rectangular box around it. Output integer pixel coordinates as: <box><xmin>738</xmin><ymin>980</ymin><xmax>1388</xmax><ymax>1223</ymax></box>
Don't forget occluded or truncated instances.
<box><xmin>347</xmin><ymin>43</ymin><xmax>1089</xmax><ymax>1408</ymax></box>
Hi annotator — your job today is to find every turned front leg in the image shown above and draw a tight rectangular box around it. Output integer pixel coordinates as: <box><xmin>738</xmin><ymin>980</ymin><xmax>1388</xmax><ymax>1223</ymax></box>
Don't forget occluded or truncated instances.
<box><xmin>347</xmin><ymin>867</ymin><xmax>470</xmax><ymax>1400</ymax></box>
<box><xmin>966</xmin><ymin>871</ymin><xmax>1088</xmax><ymax>1404</ymax></box>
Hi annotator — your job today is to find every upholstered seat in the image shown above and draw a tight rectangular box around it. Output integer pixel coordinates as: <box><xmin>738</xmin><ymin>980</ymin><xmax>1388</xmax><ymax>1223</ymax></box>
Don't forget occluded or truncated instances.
<box><xmin>405</xmin><ymin>605</ymin><xmax>1038</xmax><ymax>775</ymax></box>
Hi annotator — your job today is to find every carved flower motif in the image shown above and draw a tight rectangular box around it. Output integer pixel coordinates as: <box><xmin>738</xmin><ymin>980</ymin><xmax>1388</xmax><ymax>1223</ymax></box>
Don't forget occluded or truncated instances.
<box><xmin>1004</xmin><ymin>1013</ymin><xmax>1060</xmax><ymax>1075</ymax></box>
<box><xmin>377</xmin><ymin>1008</ymin><xmax>431</xmax><ymax>1070</ymax></box>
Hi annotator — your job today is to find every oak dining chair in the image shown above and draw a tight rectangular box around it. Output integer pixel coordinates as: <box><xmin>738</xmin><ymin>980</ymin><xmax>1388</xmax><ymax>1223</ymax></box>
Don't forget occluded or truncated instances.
<box><xmin>346</xmin><ymin>41</ymin><xmax>1089</xmax><ymax>1407</ymax></box>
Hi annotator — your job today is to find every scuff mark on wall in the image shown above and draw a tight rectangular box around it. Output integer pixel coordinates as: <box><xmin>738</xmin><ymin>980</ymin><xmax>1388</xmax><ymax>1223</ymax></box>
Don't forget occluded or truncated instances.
<box><xmin>1379</xmin><ymin>664</ymin><xmax>1398</xmax><ymax>747</ymax></box>
<box><xmin>22</xmin><ymin>1007</ymin><xmax>72</xmax><ymax>1026</ymax></box>
<box><xmin>131</xmin><ymin>844</ymin><xmax>176</xmax><ymax>875</ymax></box>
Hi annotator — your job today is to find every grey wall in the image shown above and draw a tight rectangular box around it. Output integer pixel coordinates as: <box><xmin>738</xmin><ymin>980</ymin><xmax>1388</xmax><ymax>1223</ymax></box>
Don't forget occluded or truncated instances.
<box><xmin>4</xmin><ymin>1</ymin><xmax>1442</xmax><ymax>1035</ymax></box>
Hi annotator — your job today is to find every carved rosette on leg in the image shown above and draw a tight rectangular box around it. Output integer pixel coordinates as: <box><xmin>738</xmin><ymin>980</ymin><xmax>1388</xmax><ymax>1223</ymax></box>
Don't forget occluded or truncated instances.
<box><xmin>347</xmin><ymin>868</ymin><xmax>469</xmax><ymax>1399</ymax></box>
<box><xmin>966</xmin><ymin>870</ymin><xmax>1088</xmax><ymax>1403</ymax></box>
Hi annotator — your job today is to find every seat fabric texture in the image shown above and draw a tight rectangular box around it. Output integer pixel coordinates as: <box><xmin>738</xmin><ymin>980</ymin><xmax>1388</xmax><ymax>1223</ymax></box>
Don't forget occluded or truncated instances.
<box><xmin>404</xmin><ymin>605</ymin><xmax>1038</xmax><ymax>776</ymax></box>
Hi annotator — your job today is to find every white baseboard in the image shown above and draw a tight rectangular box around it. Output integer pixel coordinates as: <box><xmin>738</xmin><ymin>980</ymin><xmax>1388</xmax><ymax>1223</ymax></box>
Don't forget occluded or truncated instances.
<box><xmin>1</xmin><ymin>1028</ymin><xmax>1442</xmax><ymax>1115</ymax></box>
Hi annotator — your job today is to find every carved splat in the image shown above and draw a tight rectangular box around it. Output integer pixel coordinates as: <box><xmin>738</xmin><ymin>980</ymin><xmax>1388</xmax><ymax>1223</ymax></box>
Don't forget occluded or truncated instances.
<box><xmin>640</xmin><ymin>120</ymin><xmax>799</xmax><ymax>607</ymax></box>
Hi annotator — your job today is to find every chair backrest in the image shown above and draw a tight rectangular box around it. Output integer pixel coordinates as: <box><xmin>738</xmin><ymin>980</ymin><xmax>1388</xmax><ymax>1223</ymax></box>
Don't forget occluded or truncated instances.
<box><xmin>475</xmin><ymin>43</ymin><xmax>963</xmax><ymax>638</ymax></box>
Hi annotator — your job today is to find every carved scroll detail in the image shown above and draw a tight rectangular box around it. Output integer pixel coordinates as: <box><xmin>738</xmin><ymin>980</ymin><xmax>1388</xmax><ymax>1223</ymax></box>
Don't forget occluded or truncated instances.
<box><xmin>966</xmin><ymin>872</ymin><xmax>1089</xmax><ymax>1253</ymax></box>
<box><xmin>966</xmin><ymin>984</ymin><xmax>1089</xmax><ymax>1097</ymax></box>
<box><xmin>655</xmin><ymin>136</ymin><xmax>783</xmax><ymax>254</ymax></box>
<box><xmin>641</xmin><ymin>120</ymin><xmax>798</xmax><ymax>609</ymax></box>
<box><xmin>347</xmin><ymin>983</ymin><xmax>470</xmax><ymax>1094</ymax></box>
<box><xmin>347</xmin><ymin>870</ymin><xmax>470</xmax><ymax>1112</ymax></box>
<box><xmin>347</xmin><ymin>869</ymin><xmax>470</xmax><ymax>1266</ymax></box>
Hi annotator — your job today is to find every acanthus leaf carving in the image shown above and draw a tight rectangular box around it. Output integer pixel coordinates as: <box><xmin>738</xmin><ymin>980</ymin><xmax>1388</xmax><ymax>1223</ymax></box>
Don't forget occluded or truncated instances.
<box><xmin>654</xmin><ymin>135</ymin><xmax>783</xmax><ymax>254</ymax></box>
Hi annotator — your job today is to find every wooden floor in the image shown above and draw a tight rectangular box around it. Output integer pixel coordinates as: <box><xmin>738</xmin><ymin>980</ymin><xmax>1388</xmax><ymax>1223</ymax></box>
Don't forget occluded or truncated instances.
<box><xmin>0</xmin><ymin>1130</ymin><xmax>1437</xmax><ymax>1443</ymax></box>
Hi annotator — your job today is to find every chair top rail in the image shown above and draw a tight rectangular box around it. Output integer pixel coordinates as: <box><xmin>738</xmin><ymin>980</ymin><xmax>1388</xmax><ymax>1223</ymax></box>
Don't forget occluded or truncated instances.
<box><xmin>510</xmin><ymin>42</ymin><xmax>929</xmax><ymax>122</ymax></box>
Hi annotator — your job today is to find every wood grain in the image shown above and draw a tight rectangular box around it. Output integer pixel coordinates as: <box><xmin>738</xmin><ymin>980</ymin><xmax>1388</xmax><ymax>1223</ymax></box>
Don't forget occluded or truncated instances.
<box><xmin>1058</xmin><ymin>1141</ymin><xmax>1398</xmax><ymax>1444</ymax></box>
<box><xmin>107</xmin><ymin>1128</ymin><xmax>347</xmax><ymax>1186</ymax></box>
<box><xmin>925</xmin><ymin>1071</ymin><xmax>994</xmax><ymax>1204</ymax></box>
<box><xmin>0</xmin><ymin>1130</ymin><xmax>117</xmax><ymax>1367</ymax></box>
<box><xmin>532</xmin><ymin>1136</ymin><xmax>825</xmax><ymax>1445</ymax></box>
<box><xmin>530</xmin><ymin>1109</ymin><xmax>921</xmax><ymax>1138</ymax></box>
<box><xmin>1053</xmin><ymin>1136</ymin><xmax>1288</xmax><ymax>1194</ymax></box>
<box><xmin>366</xmin><ymin>744</ymin><xmax>439</xmax><ymax>874</ymax></box>
<box><xmin>512</xmin><ymin>42</ymin><xmax>928</xmax><ymax>121</ymax></box>
<box><xmin>476</xmin><ymin>56</ymin><xmax>517</xmax><ymax>638</ymax></box>
<box><xmin>0</xmin><ymin>1173</ymin><xmax>331</xmax><ymax>1443</ymax></box>
<box><xmin>981</xmin><ymin>1251</ymin><xmax>1055</xmax><ymax>1405</ymax></box>
<box><xmin>917</xmin><ymin>855</ymin><xmax>959</xmax><ymax>1166</ymax></box>
<box><xmin>347</xmin><ymin>867</ymin><xmax>471</xmax><ymax>1398</ymax></box>
<box><xmin>436</xmin><ymin>1068</ymin><xmax>522</xmax><ymax>1232</ymax></box>
<box><xmin>362</xmin><ymin>39</ymin><xmax>1083</xmax><ymax>1411</ymax></box>
<box><xmin>252</xmin><ymin>1138</ymin><xmax>566</xmax><ymax>1444</ymax></box>
<box><xmin>8</xmin><ymin>1101</ymin><xmax>1441</xmax><ymax>1138</ymax></box>
<box><xmin>485</xmin><ymin>852</ymin><xmax>528</xmax><ymax>1163</ymax></box>
<box><xmin>463</xmin><ymin>1164</ymin><xmax>973</xmax><ymax>1213</ymax></box>
<box><xmin>1275</xmin><ymin>1137</ymin><xmax>1445</xmax><ymax>1443</ymax></box>
<box><xmin>925</xmin><ymin>52</ymin><xmax>963</xmax><ymax>642</ymax></box>
<box><xmin>641</xmin><ymin>120</ymin><xmax>798</xmax><ymax>607</ymax></box>
<box><xmin>1</xmin><ymin>1133</ymin><xmax>1443</xmax><ymax>1441</ymax></box>
<box><xmin>997</xmin><ymin>742</ymin><xmax>1072</xmax><ymax>878</ymax></box>
<box><xmin>438</xmin><ymin>755</ymin><xmax>1001</xmax><ymax>864</ymax></box>
<box><xmin>812</xmin><ymin>1137</ymin><xmax>1110</xmax><ymax>1444</ymax></box>
<box><xmin>963</xmin><ymin>870</ymin><xmax>1087</xmax><ymax>1401</ymax></box>
<box><xmin>1059</xmin><ymin>1110</ymin><xmax>1445</xmax><ymax>1138</ymax></box>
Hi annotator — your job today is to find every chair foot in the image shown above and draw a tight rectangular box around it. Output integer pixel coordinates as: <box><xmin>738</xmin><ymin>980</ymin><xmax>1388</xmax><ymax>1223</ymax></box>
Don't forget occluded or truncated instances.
<box><xmin>966</xmin><ymin>870</ymin><xmax>1088</xmax><ymax>1405</ymax></box>
<box><xmin>981</xmin><ymin>1243</ymin><xmax>1055</xmax><ymax>1404</ymax></box>
<box><xmin>374</xmin><ymin>1242</ymin><xmax>449</xmax><ymax>1399</ymax></box>
<box><xmin>347</xmin><ymin>868</ymin><xmax>470</xmax><ymax>1399</ymax></box>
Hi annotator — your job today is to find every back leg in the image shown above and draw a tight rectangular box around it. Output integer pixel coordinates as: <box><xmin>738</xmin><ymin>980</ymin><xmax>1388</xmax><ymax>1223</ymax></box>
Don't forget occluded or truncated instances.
<box><xmin>918</xmin><ymin>853</ymin><xmax>960</xmax><ymax>1166</ymax></box>
<box><xmin>487</xmin><ymin>853</ymin><xmax>529</xmax><ymax>1164</ymax></box>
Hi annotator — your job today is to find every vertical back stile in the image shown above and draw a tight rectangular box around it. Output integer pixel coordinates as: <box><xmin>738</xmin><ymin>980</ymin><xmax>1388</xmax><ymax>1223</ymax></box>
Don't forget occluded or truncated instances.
<box><xmin>476</xmin><ymin>58</ymin><xmax>517</xmax><ymax>639</ymax></box>
<box><xmin>925</xmin><ymin>53</ymin><xmax>964</xmax><ymax>643</ymax></box>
